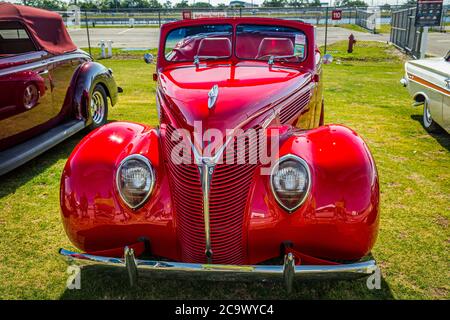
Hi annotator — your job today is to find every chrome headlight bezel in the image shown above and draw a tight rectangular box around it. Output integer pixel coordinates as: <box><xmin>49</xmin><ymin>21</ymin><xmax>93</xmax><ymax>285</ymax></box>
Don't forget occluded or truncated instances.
<box><xmin>270</xmin><ymin>154</ymin><xmax>312</xmax><ymax>213</ymax></box>
<box><xmin>116</xmin><ymin>154</ymin><xmax>155</xmax><ymax>210</ymax></box>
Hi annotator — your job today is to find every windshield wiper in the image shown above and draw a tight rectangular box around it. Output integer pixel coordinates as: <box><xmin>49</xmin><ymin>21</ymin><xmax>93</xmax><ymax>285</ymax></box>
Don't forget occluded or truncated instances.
<box><xmin>194</xmin><ymin>55</ymin><xmax>229</xmax><ymax>66</ymax></box>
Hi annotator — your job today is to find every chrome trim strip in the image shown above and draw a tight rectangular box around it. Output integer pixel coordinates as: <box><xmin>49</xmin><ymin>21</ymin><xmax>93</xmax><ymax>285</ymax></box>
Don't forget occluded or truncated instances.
<box><xmin>0</xmin><ymin>52</ymin><xmax>89</xmax><ymax>77</ymax></box>
<box><xmin>115</xmin><ymin>154</ymin><xmax>156</xmax><ymax>210</ymax></box>
<box><xmin>407</xmin><ymin>73</ymin><xmax>450</xmax><ymax>97</ymax></box>
<box><xmin>190</xmin><ymin>135</ymin><xmax>233</xmax><ymax>263</ymax></box>
<box><xmin>199</xmin><ymin>160</ymin><xmax>214</xmax><ymax>263</ymax></box>
<box><xmin>59</xmin><ymin>248</ymin><xmax>377</xmax><ymax>280</ymax></box>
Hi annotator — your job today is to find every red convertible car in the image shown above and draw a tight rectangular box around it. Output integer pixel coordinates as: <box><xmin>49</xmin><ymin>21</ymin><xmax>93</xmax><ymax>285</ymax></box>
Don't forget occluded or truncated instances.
<box><xmin>0</xmin><ymin>3</ymin><xmax>119</xmax><ymax>175</ymax></box>
<box><xmin>60</xmin><ymin>18</ymin><xmax>379</xmax><ymax>291</ymax></box>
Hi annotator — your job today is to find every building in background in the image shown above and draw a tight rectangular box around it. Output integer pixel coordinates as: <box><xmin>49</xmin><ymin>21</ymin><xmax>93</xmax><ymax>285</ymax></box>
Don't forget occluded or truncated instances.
<box><xmin>229</xmin><ymin>1</ymin><xmax>258</xmax><ymax>7</ymax></box>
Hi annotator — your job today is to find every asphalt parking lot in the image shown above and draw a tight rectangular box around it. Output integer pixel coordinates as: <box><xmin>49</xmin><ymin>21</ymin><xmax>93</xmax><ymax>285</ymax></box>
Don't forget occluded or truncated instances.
<box><xmin>68</xmin><ymin>26</ymin><xmax>450</xmax><ymax>56</ymax></box>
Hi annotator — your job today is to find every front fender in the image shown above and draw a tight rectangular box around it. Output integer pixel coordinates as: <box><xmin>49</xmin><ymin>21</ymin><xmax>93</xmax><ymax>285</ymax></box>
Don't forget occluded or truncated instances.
<box><xmin>73</xmin><ymin>61</ymin><xmax>118</xmax><ymax>123</ymax></box>
<box><xmin>60</xmin><ymin>121</ymin><xmax>177</xmax><ymax>258</ymax></box>
<box><xmin>247</xmin><ymin>124</ymin><xmax>380</xmax><ymax>263</ymax></box>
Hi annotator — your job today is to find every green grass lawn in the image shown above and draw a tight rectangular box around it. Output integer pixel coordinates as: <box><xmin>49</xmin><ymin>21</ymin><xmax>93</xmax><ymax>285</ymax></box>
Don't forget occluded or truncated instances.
<box><xmin>338</xmin><ymin>24</ymin><xmax>391</xmax><ymax>34</ymax></box>
<box><xmin>81</xmin><ymin>47</ymin><xmax>158</xmax><ymax>60</ymax></box>
<box><xmin>338</xmin><ymin>24</ymin><xmax>371</xmax><ymax>33</ymax></box>
<box><xmin>0</xmin><ymin>41</ymin><xmax>448</xmax><ymax>299</ymax></box>
<box><xmin>377</xmin><ymin>24</ymin><xmax>391</xmax><ymax>34</ymax></box>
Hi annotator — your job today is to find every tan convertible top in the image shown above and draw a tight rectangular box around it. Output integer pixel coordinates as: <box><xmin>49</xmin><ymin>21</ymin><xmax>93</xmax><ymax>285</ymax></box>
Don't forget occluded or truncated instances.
<box><xmin>0</xmin><ymin>2</ymin><xmax>77</xmax><ymax>55</ymax></box>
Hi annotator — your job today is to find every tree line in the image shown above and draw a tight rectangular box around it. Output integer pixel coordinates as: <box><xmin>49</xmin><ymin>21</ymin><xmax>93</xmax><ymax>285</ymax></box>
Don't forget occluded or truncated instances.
<box><xmin>19</xmin><ymin>0</ymin><xmax>384</xmax><ymax>11</ymax></box>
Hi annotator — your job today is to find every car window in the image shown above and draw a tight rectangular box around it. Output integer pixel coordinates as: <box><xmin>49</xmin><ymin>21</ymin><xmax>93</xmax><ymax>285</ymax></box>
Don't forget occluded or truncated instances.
<box><xmin>0</xmin><ymin>21</ymin><xmax>37</xmax><ymax>56</ymax></box>
<box><xmin>236</xmin><ymin>24</ymin><xmax>307</xmax><ymax>63</ymax></box>
<box><xmin>0</xmin><ymin>28</ymin><xmax>29</xmax><ymax>39</ymax></box>
<box><xmin>446</xmin><ymin>51</ymin><xmax>450</xmax><ymax>62</ymax></box>
<box><xmin>164</xmin><ymin>24</ymin><xmax>232</xmax><ymax>62</ymax></box>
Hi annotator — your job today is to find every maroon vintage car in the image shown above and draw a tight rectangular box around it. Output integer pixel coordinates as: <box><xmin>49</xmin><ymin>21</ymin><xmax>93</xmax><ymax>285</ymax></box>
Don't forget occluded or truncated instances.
<box><xmin>0</xmin><ymin>3</ymin><xmax>119</xmax><ymax>175</ymax></box>
<box><xmin>59</xmin><ymin>18</ymin><xmax>379</xmax><ymax>291</ymax></box>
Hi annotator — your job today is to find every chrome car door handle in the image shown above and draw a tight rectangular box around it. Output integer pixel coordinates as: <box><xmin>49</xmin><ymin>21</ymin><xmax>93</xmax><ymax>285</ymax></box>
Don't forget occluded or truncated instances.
<box><xmin>38</xmin><ymin>69</ymin><xmax>48</xmax><ymax>75</ymax></box>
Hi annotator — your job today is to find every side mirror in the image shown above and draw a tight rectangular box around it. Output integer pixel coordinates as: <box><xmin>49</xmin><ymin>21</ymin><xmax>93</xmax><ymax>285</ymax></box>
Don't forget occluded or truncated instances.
<box><xmin>322</xmin><ymin>54</ymin><xmax>333</xmax><ymax>65</ymax></box>
<box><xmin>143</xmin><ymin>53</ymin><xmax>154</xmax><ymax>64</ymax></box>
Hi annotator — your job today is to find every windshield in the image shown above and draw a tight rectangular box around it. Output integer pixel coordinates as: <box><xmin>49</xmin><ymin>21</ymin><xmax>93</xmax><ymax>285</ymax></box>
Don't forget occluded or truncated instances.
<box><xmin>236</xmin><ymin>24</ymin><xmax>307</xmax><ymax>63</ymax></box>
<box><xmin>165</xmin><ymin>24</ymin><xmax>232</xmax><ymax>62</ymax></box>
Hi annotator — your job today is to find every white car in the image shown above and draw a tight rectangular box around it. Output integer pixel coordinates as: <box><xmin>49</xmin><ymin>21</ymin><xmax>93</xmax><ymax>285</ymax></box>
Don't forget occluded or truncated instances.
<box><xmin>401</xmin><ymin>51</ymin><xmax>450</xmax><ymax>133</ymax></box>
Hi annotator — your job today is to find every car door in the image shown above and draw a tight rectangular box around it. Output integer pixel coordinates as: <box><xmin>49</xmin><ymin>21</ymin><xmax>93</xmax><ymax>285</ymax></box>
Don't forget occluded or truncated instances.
<box><xmin>0</xmin><ymin>21</ymin><xmax>55</xmax><ymax>150</ymax></box>
<box><xmin>408</xmin><ymin>59</ymin><xmax>446</xmax><ymax>129</ymax></box>
<box><xmin>426</xmin><ymin>58</ymin><xmax>450</xmax><ymax>131</ymax></box>
<box><xmin>49</xmin><ymin>55</ymin><xmax>85</xmax><ymax>120</ymax></box>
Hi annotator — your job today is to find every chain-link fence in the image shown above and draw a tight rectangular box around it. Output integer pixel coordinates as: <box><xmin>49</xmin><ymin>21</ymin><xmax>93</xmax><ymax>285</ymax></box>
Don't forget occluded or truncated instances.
<box><xmin>60</xmin><ymin>6</ymin><xmax>406</xmax><ymax>28</ymax></box>
<box><xmin>60</xmin><ymin>5</ymin><xmax>449</xmax><ymax>28</ymax></box>
<box><xmin>355</xmin><ymin>7</ymin><xmax>381</xmax><ymax>33</ymax></box>
<box><xmin>61</xmin><ymin>5</ymin><xmax>449</xmax><ymax>56</ymax></box>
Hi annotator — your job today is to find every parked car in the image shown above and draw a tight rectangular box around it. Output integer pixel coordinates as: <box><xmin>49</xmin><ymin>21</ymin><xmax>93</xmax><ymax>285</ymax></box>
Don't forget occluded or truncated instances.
<box><xmin>401</xmin><ymin>50</ymin><xmax>450</xmax><ymax>133</ymax></box>
<box><xmin>0</xmin><ymin>3</ymin><xmax>120</xmax><ymax>175</ymax></box>
<box><xmin>59</xmin><ymin>18</ymin><xmax>380</xmax><ymax>291</ymax></box>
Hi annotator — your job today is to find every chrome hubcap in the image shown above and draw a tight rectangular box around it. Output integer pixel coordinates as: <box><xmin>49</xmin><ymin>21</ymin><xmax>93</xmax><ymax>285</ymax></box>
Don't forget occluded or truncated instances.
<box><xmin>23</xmin><ymin>84</ymin><xmax>39</xmax><ymax>109</ymax></box>
<box><xmin>90</xmin><ymin>91</ymin><xmax>105</xmax><ymax>125</ymax></box>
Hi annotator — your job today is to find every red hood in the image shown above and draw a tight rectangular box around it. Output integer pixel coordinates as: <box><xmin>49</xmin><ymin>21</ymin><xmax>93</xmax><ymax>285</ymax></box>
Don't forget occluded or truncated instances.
<box><xmin>159</xmin><ymin>62</ymin><xmax>312</xmax><ymax>134</ymax></box>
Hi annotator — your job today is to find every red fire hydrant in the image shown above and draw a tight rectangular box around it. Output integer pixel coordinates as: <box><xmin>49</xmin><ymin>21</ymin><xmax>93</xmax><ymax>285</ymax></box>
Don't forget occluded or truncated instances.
<box><xmin>348</xmin><ymin>34</ymin><xmax>356</xmax><ymax>53</ymax></box>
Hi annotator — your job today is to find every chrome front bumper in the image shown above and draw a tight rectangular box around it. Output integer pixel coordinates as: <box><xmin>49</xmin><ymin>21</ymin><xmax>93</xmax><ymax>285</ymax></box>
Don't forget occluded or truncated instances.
<box><xmin>400</xmin><ymin>76</ymin><xmax>409</xmax><ymax>87</ymax></box>
<box><xmin>60</xmin><ymin>248</ymin><xmax>377</xmax><ymax>292</ymax></box>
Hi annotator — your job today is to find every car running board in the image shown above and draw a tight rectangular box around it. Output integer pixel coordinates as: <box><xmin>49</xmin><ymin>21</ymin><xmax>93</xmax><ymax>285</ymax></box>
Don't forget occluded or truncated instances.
<box><xmin>0</xmin><ymin>120</ymin><xmax>85</xmax><ymax>176</ymax></box>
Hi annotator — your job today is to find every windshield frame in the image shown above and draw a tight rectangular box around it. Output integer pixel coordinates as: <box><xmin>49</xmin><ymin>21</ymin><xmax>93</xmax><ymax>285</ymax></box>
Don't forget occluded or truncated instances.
<box><xmin>157</xmin><ymin>18</ymin><xmax>316</xmax><ymax>72</ymax></box>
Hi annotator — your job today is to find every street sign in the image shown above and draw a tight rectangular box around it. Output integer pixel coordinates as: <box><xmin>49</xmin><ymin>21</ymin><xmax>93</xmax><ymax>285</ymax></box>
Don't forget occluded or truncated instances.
<box><xmin>415</xmin><ymin>0</ymin><xmax>443</xmax><ymax>27</ymax></box>
<box><xmin>193</xmin><ymin>12</ymin><xmax>227</xmax><ymax>18</ymax></box>
<box><xmin>332</xmin><ymin>10</ymin><xmax>342</xmax><ymax>20</ymax></box>
<box><xmin>182</xmin><ymin>10</ymin><xmax>192</xmax><ymax>20</ymax></box>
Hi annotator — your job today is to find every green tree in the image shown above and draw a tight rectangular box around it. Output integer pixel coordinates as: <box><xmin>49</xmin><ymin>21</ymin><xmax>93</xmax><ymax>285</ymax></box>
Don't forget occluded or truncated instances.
<box><xmin>191</xmin><ymin>2</ymin><xmax>213</xmax><ymax>8</ymax></box>
<box><xmin>307</xmin><ymin>0</ymin><xmax>321</xmax><ymax>7</ymax></box>
<box><xmin>336</xmin><ymin>0</ymin><xmax>367</xmax><ymax>7</ymax></box>
<box><xmin>148</xmin><ymin>0</ymin><xmax>162</xmax><ymax>8</ymax></box>
<box><xmin>262</xmin><ymin>0</ymin><xmax>287</xmax><ymax>8</ymax></box>
<box><xmin>380</xmin><ymin>3</ymin><xmax>391</xmax><ymax>11</ymax></box>
<box><xmin>288</xmin><ymin>0</ymin><xmax>308</xmax><ymax>7</ymax></box>
<box><xmin>75</xmin><ymin>0</ymin><xmax>96</xmax><ymax>10</ymax></box>
<box><xmin>216</xmin><ymin>3</ymin><xmax>227</xmax><ymax>8</ymax></box>
<box><xmin>23</xmin><ymin>0</ymin><xmax>67</xmax><ymax>10</ymax></box>
<box><xmin>163</xmin><ymin>0</ymin><xmax>172</xmax><ymax>8</ymax></box>
<box><xmin>175</xmin><ymin>0</ymin><xmax>189</xmax><ymax>8</ymax></box>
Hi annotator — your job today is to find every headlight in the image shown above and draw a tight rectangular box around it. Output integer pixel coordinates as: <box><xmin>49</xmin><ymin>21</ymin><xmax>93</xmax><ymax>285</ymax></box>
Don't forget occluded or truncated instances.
<box><xmin>116</xmin><ymin>154</ymin><xmax>155</xmax><ymax>209</ymax></box>
<box><xmin>270</xmin><ymin>154</ymin><xmax>311</xmax><ymax>212</ymax></box>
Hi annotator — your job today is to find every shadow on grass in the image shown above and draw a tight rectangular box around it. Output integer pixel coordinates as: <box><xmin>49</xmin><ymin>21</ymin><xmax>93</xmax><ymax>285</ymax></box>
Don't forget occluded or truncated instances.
<box><xmin>411</xmin><ymin>115</ymin><xmax>450</xmax><ymax>152</ymax></box>
<box><xmin>59</xmin><ymin>264</ymin><xmax>394</xmax><ymax>300</ymax></box>
<box><xmin>0</xmin><ymin>129</ymin><xmax>87</xmax><ymax>200</ymax></box>
<box><xmin>0</xmin><ymin>120</ymin><xmax>122</xmax><ymax>199</ymax></box>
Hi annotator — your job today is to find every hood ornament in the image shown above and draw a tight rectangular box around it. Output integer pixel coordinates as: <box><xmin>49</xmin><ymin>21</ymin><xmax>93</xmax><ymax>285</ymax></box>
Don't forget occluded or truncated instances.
<box><xmin>208</xmin><ymin>84</ymin><xmax>219</xmax><ymax>109</ymax></box>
